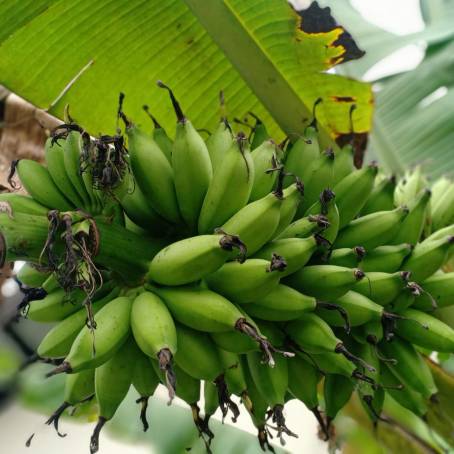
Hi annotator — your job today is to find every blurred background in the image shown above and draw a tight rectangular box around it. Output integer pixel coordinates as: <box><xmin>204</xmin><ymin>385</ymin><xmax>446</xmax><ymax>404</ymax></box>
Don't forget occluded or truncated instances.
<box><xmin>1</xmin><ymin>0</ymin><xmax>454</xmax><ymax>453</ymax></box>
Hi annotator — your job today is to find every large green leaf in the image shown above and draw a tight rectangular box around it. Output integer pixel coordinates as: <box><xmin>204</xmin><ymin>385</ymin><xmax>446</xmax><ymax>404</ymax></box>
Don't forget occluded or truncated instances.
<box><xmin>318</xmin><ymin>0</ymin><xmax>454</xmax><ymax>178</ymax></box>
<box><xmin>0</xmin><ymin>0</ymin><xmax>372</xmax><ymax>142</ymax></box>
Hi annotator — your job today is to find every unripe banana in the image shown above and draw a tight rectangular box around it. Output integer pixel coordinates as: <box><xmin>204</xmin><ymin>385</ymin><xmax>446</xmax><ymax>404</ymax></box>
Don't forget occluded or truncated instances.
<box><xmin>273</xmin><ymin>180</ymin><xmax>305</xmax><ymax>237</ymax></box>
<box><xmin>353</xmin><ymin>271</ymin><xmax>410</xmax><ymax>306</ymax></box>
<box><xmin>390</xmin><ymin>189</ymin><xmax>431</xmax><ymax>245</ymax></box>
<box><xmin>159</xmin><ymin>82</ymin><xmax>212</xmax><ymax>232</ymax></box>
<box><xmin>254</xmin><ymin>236</ymin><xmax>317</xmax><ymax>277</ymax></box>
<box><xmin>380</xmin><ymin>363</ymin><xmax>428</xmax><ymax>417</ymax></box>
<box><xmin>394</xmin><ymin>308</ymin><xmax>454</xmax><ymax>352</ymax></box>
<box><xmin>45</xmin><ymin>137</ymin><xmax>86</xmax><ymax>208</ymax></box>
<box><xmin>130</xmin><ymin>341</ymin><xmax>160</xmax><ymax>431</ymax></box>
<box><xmin>316</xmin><ymin>290</ymin><xmax>383</xmax><ymax>328</ymax></box>
<box><xmin>126</xmin><ymin>123</ymin><xmax>180</xmax><ymax>224</ymax></box>
<box><xmin>277</xmin><ymin>213</ymin><xmax>329</xmax><ymax>240</ymax></box>
<box><xmin>37</xmin><ymin>287</ymin><xmax>120</xmax><ymax>358</ymax></box>
<box><xmin>206</xmin><ymin>120</ymin><xmax>233</xmax><ymax>172</ymax></box>
<box><xmin>15</xmin><ymin>159</ymin><xmax>73</xmax><ymax>211</ymax></box>
<box><xmin>16</xmin><ymin>263</ymin><xmax>50</xmax><ymax>287</ymax></box>
<box><xmin>46</xmin><ymin>369</ymin><xmax>95</xmax><ymax>436</ymax></box>
<box><xmin>246</xmin><ymin>352</ymin><xmax>296</xmax><ymax>441</ymax></box>
<box><xmin>211</xmin><ymin>330</ymin><xmax>258</xmax><ymax>354</ymax></box>
<box><xmin>402</xmin><ymin>236</ymin><xmax>454</xmax><ymax>282</ymax></box>
<box><xmin>218</xmin><ymin>349</ymin><xmax>248</xmax><ymax>398</ymax></box>
<box><xmin>394</xmin><ymin>165</ymin><xmax>427</xmax><ymax>206</ymax></box>
<box><xmin>205</xmin><ymin>256</ymin><xmax>287</xmax><ymax>304</ymax></box>
<box><xmin>198</xmin><ymin>133</ymin><xmax>254</xmax><ymax>234</ymax></box>
<box><xmin>174</xmin><ymin>324</ymin><xmax>222</xmax><ymax>381</ymax></box>
<box><xmin>248</xmin><ymin>140</ymin><xmax>279</xmax><ymax>201</ymax></box>
<box><xmin>250</xmin><ymin>116</ymin><xmax>269</xmax><ymax>150</ymax></box>
<box><xmin>149</xmin><ymin>285</ymin><xmax>287</xmax><ymax>366</ymax></box>
<box><xmin>425</xmin><ymin>224</ymin><xmax>454</xmax><ymax>242</ymax></box>
<box><xmin>324</xmin><ymin>374</ymin><xmax>355</xmax><ymax>426</ymax></box>
<box><xmin>430</xmin><ymin>176</ymin><xmax>451</xmax><ymax>206</ymax></box>
<box><xmin>334</xmin><ymin>206</ymin><xmax>409</xmax><ymax>250</ymax></box>
<box><xmin>143</xmin><ymin>107</ymin><xmax>173</xmax><ymax>163</ymax></box>
<box><xmin>62</xmin><ymin>130</ymin><xmax>96</xmax><ymax>211</ymax></box>
<box><xmin>333</xmin><ymin>162</ymin><xmax>378</xmax><ymax>228</ymax></box>
<box><xmin>284</xmin><ymin>265</ymin><xmax>365</xmax><ymax>300</ymax></box>
<box><xmin>297</xmin><ymin>148</ymin><xmax>335</xmax><ymax>214</ymax></box>
<box><xmin>222</xmin><ymin>191</ymin><xmax>283</xmax><ymax>255</ymax></box>
<box><xmin>245</xmin><ymin>284</ymin><xmax>316</xmax><ymax>321</ymax></box>
<box><xmin>47</xmin><ymin>296</ymin><xmax>132</xmax><ymax>376</ymax></box>
<box><xmin>283</xmin><ymin>129</ymin><xmax>319</xmax><ymax>188</ymax></box>
<box><xmin>432</xmin><ymin>183</ymin><xmax>454</xmax><ymax>235</ymax></box>
<box><xmin>388</xmin><ymin>282</ymin><xmax>423</xmax><ymax>312</ymax></box>
<box><xmin>0</xmin><ymin>193</ymin><xmax>48</xmax><ymax>217</ymax></box>
<box><xmin>131</xmin><ymin>291</ymin><xmax>177</xmax><ymax>400</ymax></box>
<box><xmin>310</xmin><ymin>351</ymin><xmax>356</xmax><ymax>378</ymax></box>
<box><xmin>413</xmin><ymin>272</ymin><xmax>454</xmax><ymax>310</ymax></box>
<box><xmin>328</xmin><ymin>247</ymin><xmax>365</xmax><ymax>268</ymax></box>
<box><xmin>332</xmin><ymin>144</ymin><xmax>355</xmax><ymax>185</ymax></box>
<box><xmin>379</xmin><ymin>337</ymin><xmax>437</xmax><ymax>398</ymax></box>
<box><xmin>304</xmin><ymin>189</ymin><xmax>339</xmax><ymax>243</ymax></box>
<box><xmin>90</xmin><ymin>337</ymin><xmax>134</xmax><ymax>454</ymax></box>
<box><xmin>361</xmin><ymin>243</ymin><xmax>413</xmax><ymax>273</ymax></box>
<box><xmin>361</xmin><ymin>175</ymin><xmax>396</xmax><ymax>215</ymax></box>
<box><xmin>242</xmin><ymin>357</ymin><xmax>275</xmax><ymax>451</ymax></box>
<box><xmin>148</xmin><ymin>232</ymin><xmax>246</xmax><ymax>286</ymax></box>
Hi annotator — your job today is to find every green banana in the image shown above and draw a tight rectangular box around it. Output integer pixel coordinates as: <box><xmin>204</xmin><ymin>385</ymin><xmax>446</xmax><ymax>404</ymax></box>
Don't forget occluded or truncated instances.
<box><xmin>283</xmin><ymin>129</ymin><xmax>320</xmax><ymax>187</ymax></box>
<box><xmin>131</xmin><ymin>291</ymin><xmax>177</xmax><ymax>399</ymax></box>
<box><xmin>62</xmin><ymin>130</ymin><xmax>95</xmax><ymax>211</ymax></box>
<box><xmin>0</xmin><ymin>192</ymin><xmax>49</xmax><ymax>217</ymax></box>
<box><xmin>287</xmin><ymin>354</ymin><xmax>326</xmax><ymax>436</ymax></box>
<box><xmin>16</xmin><ymin>263</ymin><xmax>50</xmax><ymax>287</ymax></box>
<box><xmin>277</xmin><ymin>213</ymin><xmax>329</xmax><ymax>240</ymax></box>
<box><xmin>126</xmin><ymin>123</ymin><xmax>180</xmax><ymax>224</ymax></box>
<box><xmin>45</xmin><ymin>137</ymin><xmax>86</xmax><ymax>208</ymax></box>
<box><xmin>284</xmin><ymin>265</ymin><xmax>365</xmax><ymax>300</ymax></box>
<box><xmin>46</xmin><ymin>369</ymin><xmax>95</xmax><ymax>436</ymax></box>
<box><xmin>379</xmin><ymin>337</ymin><xmax>437</xmax><ymax>398</ymax></box>
<box><xmin>390</xmin><ymin>189</ymin><xmax>431</xmax><ymax>245</ymax></box>
<box><xmin>273</xmin><ymin>180</ymin><xmax>305</xmax><ymax>237</ymax></box>
<box><xmin>218</xmin><ymin>349</ymin><xmax>249</xmax><ymax>399</ymax></box>
<box><xmin>316</xmin><ymin>290</ymin><xmax>383</xmax><ymax>328</ymax></box>
<box><xmin>380</xmin><ymin>363</ymin><xmax>427</xmax><ymax>417</ymax></box>
<box><xmin>334</xmin><ymin>206</ymin><xmax>409</xmax><ymax>250</ymax></box>
<box><xmin>159</xmin><ymin>81</ymin><xmax>212</xmax><ymax>231</ymax></box>
<box><xmin>198</xmin><ymin>133</ymin><xmax>254</xmax><ymax>234</ymax></box>
<box><xmin>206</xmin><ymin>119</ymin><xmax>233</xmax><ymax>172</ymax></box>
<box><xmin>15</xmin><ymin>159</ymin><xmax>73</xmax><ymax>211</ymax></box>
<box><xmin>47</xmin><ymin>296</ymin><xmax>132</xmax><ymax>376</ymax></box>
<box><xmin>394</xmin><ymin>165</ymin><xmax>427</xmax><ymax>206</ymax></box>
<box><xmin>245</xmin><ymin>284</ymin><xmax>316</xmax><ymax>321</ymax></box>
<box><xmin>304</xmin><ymin>189</ymin><xmax>339</xmax><ymax>243</ymax></box>
<box><xmin>130</xmin><ymin>342</ymin><xmax>160</xmax><ymax>431</ymax></box>
<box><xmin>37</xmin><ymin>287</ymin><xmax>120</xmax><ymax>358</ymax></box>
<box><xmin>142</xmin><ymin>106</ymin><xmax>173</xmax><ymax>163</ymax></box>
<box><xmin>254</xmin><ymin>236</ymin><xmax>318</xmax><ymax>277</ymax></box>
<box><xmin>328</xmin><ymin>247</ymin><xmax>366</xmax><ymax>268</ymax></box>
<box><xmin>361</xmin><ymin>175</ymin><xmax>396</xmax><ymax>215</ymax></box>
<box><xmin>430</xmin><ymin>176</ymin><xmax>451</xmax><ymax>206</ymax></box>
<box><xmin>394</xmin><ymin>308</ymin><xmax>454</xmax><ymax>352</ymax></box>
<box><xmin>388</xmin><ymin>282</ymin><xmax>424</xmax><ymax>312</ymax></box>
<box><xmin>249</xmin><ymin>115</ymin><xmax>269</xmax><ymax>150</ymax></box>
<box><xmin>309</xmin><ymin>351</ymin><xmax>356</xmax><ymax>378</ymax></box>
<box><xmin>248</xmin><ymin>140</ymin><xmax>279</xmax><ymax>201</ymax></box>
<box><xmin>324</xmin><ymin>374</ymin><xmax>355</xmax><ymax>427</ymax></box>
<box><xmin>333</xmin><ymin>162</ymin><xmax>378</xmax><ymax>228</ymax></box>
<box><xmin>414</xmin><ymin>272</ymin><xmax>454</xmax><ymax>310</ymax></box>
<box><xmin>353</xmin><ymin>271</ymin><xmax>410</xmax><ymax>306</ymax></box>
<box><xmin>204</xmin><ymin>256</ymin><xmax>287</xmax><ymax>304</ymax></box>
<box><xmin>149</xmin><ymin>285</ymin><xmax>288</xmax><ymax>365</ymax></box>
<box><xmin>432</xmin><ymin>181</ymin><xmax>454</xmax><ymax>231</ymax></box>
<box><xmin>332</xmin><ymin>144</ymin><xmax>355</xmax><ymax>185</ymax></box>
<box><xmin>211</xmin><ymin>330</ymin><xmax>258</xmax><ymax>354</ymax></box>
<box><xmin>401</xmin><ymin>236</ymin><xmax>454</xmax><ymax>282</ymax></box>
<box><xmin>90</xmin><ymin>337</ymin><xmax>134</xmax><ymax>454</ymax></box>
<box><xmin>222</xmin><ymin>191</ymin><xmax>283</xmax><ymax>256</ymax></box>
<box><xmin>247</xmin><ymin>352</ymin><xmax>296</xmax><ymax>440</ymax></box>
<box><xmin>361</xmin><ymin>244</ymin><xmax>413</xmax><ymax>273</ymax></box>
<box><xmin>297</xmin><ymin>148</ymin><xmax>335</xmax><ymax>215</ymax></box>
<box><xmin>148</xmin><ymin>232</ymin><xmax>246</xmax><ymax>286</ymax></box>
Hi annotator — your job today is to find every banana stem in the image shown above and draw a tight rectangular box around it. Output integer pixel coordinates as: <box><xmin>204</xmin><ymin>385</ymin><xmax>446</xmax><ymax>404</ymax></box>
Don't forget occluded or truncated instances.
<box><xmin>45</xmin><ymin>401</ymin><xmax>70</xmax><ymax>437</ymax></box>
<box><xmin>90</xmin><ymin>416</ymin><xmax>107</xmax><ymax>454</ymax></box>
<box><xmin>135</xmin><ymin>396</ymin><xmax>150</xmax><ymax>432</ymax></box>
<box><xmin>214</xmin><ymin>374</ymin><xmax>240</xmax><ymax>423</ymax></box>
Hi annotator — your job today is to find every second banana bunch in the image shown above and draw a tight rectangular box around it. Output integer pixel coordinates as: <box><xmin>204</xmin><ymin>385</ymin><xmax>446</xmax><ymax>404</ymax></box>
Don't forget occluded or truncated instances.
<box><xmin>2</xmin><ymin>83</ymin><xmax>454</xmax><ymax>453</ymax></box>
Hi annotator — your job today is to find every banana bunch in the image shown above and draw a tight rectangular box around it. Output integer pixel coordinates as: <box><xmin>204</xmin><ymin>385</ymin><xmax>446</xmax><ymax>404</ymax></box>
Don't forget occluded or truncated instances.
<box><xmin>2</xmin><ymin>85</ymin><xmax>454</xmax><ymax>454</ymax></box>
